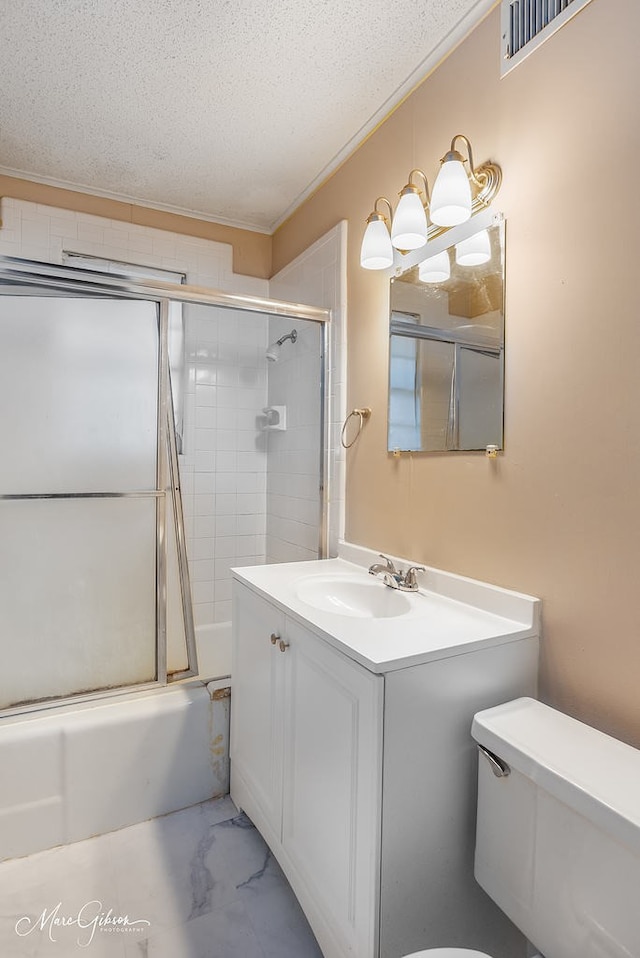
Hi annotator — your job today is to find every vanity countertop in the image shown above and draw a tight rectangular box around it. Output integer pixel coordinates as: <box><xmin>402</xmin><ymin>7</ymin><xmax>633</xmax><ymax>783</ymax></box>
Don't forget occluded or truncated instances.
<box><xmin>232</xmin><ymin>545</ymin><xmax>540</xmax><ymax>673</ymax></box>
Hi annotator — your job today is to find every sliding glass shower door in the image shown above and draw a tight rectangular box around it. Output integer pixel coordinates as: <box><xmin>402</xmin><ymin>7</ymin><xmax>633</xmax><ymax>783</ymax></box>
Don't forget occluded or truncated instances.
<box><xmin>0</xmin><ymin>294</ymin><xmax>196</xmax><ymax>711</ymax></box>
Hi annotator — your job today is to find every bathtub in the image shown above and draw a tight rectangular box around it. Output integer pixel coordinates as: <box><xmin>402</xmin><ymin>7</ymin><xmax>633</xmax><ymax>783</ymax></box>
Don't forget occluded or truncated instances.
<box><xmin>0</xmin><ymin>620</ymin><xmax>233</xmax><ymax>863</ymax></box>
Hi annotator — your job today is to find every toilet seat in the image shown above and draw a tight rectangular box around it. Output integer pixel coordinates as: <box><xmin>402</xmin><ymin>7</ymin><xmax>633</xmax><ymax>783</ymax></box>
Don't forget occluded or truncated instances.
<box><xmin>403</xmin><ymin>950</ymin><xmax>494</xmax><ymax>958</ymax></box>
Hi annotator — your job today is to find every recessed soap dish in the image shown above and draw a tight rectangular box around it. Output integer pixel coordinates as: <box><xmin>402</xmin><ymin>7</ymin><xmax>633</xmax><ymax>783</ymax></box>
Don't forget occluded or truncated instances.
<box><xmin>262</xmin><ymin>406</ymin><xmax>287</xmax><ymax>431</ymax></box>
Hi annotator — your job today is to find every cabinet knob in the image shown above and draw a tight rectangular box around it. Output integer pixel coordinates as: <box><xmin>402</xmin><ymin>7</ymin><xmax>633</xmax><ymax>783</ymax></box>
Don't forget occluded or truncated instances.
<box><xmin>278</xmin><ymin>639</ymin><xmax>290</xmax><ymax>653</ymax></box>
<box><xmin>270</xmin><ymin>632</ymin><xmax>279</xmax><ymax>645</ymax></box>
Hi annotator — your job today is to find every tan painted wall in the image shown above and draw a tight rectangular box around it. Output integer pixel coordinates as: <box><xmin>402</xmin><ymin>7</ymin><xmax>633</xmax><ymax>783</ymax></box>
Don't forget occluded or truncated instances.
<box><xmin>0</xmin><ymin>173</ymin><xmax>271</xmax><ymax>278</ymax></box>
<box><xmin>273</xmin><ymin>1</ymin><xmax>640</xmax><ymax>746</ymax></box>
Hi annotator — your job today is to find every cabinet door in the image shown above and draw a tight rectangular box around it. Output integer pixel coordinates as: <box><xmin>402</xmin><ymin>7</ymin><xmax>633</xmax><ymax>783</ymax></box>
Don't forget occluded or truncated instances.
<box><xmin>282</xmin><ymin>618</ymin><xmax>383</xmax><ymax>958</ymax></box>
<box><xmin>230</xmin><ymin>583</ymin><xmax>286</xmax><ymax>834</ymax></box>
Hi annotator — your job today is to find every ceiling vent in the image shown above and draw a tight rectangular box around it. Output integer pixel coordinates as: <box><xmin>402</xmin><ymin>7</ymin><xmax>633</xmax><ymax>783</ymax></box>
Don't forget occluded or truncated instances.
<box><xmin>501</xmin><ymin>0</ymin><xmax>595</xmax><ymax>76</ymax></box>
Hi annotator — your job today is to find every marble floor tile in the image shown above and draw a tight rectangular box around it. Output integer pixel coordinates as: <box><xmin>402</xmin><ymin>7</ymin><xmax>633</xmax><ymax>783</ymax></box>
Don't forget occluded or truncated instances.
<box><xmin>124</xmin><ymin>900</ymin><xmax>266</xmax><ymax>958</ymax></box>
<box><xmin>107</xmin><ymin>801</ymin><xmax>245</xmax><ymax>931</ymax></box>
<box><xmin>237</xmin><ymin>882</ymin><xmax>324</xmax><ymax>958</ymax></box>
<box><xmin>0</xmin><ymin>797</ymin><xmax>323</xmax><ymax>958</ymax></box>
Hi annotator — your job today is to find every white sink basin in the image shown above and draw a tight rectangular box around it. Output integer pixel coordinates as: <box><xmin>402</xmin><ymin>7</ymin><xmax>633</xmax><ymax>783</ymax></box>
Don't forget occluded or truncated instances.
<box><xmin>293</xmin><ymin>573</ymin><xmax>412</xmax><ymax>618</ymax></box>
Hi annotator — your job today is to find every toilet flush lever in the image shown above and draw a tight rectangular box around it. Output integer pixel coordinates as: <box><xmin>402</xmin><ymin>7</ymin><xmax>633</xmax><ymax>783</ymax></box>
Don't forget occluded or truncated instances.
<box><xmin>477</xmin><ymin>744</ymin><xmax>510</xmax><ymax>778</ymax></box>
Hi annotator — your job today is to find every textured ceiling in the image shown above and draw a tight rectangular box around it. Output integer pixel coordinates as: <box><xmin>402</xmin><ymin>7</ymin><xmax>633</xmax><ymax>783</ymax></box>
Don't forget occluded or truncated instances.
<box><xmin>0</xmin><ymin>0</ymin><xmax>492</xmax><ymax>232</ymax></box>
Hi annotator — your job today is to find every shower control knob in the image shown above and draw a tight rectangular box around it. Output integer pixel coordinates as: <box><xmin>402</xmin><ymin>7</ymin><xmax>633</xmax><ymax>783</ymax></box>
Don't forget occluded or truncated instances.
<box><xmin>270</xmin><ymin>632</ymin><xmax>279</xmax><ymax>645</ymax></box>
<box><xmin>278</xmin><ymin>640</ymin><xmax>290</xmax><ymax>653</ymax></box>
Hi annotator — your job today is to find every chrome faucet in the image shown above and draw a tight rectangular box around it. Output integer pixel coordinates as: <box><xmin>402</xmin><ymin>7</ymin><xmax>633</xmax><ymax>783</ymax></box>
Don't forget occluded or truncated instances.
<box><xmin>401</xmin><ymin>565</ymin><xmax>426</xmax><ymax>591</ymax></box>
<box><xmin>368</xmin><ymin>554</ymin><xmax>403</xmax><ymax>589</ymax></box>
<box><xmin>368</xmin><ymin>554</ymin><xmax>398</xmax><ymax>577</ymax></box>
<box><xmin>368</xmin><ymin>554</ymin><xmax>426</xmax><ymax>592</ymax></box>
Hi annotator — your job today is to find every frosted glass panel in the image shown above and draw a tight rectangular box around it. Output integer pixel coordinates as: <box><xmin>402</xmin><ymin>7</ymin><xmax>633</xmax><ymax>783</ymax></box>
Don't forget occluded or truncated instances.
<box><xmin>0</xmin><ymin>497</ymin><xmax>157</xmax><ymax>710</ymax></box>
<box><xmin>0</xmin><ymin>297</ymin><xmax>158</xmax><ymax>494</ymax></box>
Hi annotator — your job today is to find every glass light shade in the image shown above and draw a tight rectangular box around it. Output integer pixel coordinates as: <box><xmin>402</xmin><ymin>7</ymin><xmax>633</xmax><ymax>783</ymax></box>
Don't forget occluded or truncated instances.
<box><xmin>418</xmin><ymin>250</ymin><xmax>450</xmax><ymax>284</ymax></box>
<box><xmin>430</xmin><ymin>159</ymin><xmax>472</xmax><ymax>227</ymax></box>
<box><xmin>455</xmin><ymin>228</ymin><xmax>491</xmax><ymax>266</ymax></box>
<box><xmin>391</xmin><ymin>190</ymin><xmax>428</xmax><ymax>250</ymax></box>
<box><xmin>360</xmin><ymin>217</ymin><xmax>394</xmax><ymax>270</ymax></box>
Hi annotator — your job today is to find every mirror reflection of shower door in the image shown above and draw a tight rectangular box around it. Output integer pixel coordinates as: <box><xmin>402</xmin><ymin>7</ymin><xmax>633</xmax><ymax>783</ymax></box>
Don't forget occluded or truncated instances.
<box><xmin>0</xmin><ymin>295</ymin><xmax>195</xmax><ymax>711</ymax></box>
<box><xmin>456</xmin><ymin>346</ymin><xmax>503</xmax><ymax>450</ymax></box>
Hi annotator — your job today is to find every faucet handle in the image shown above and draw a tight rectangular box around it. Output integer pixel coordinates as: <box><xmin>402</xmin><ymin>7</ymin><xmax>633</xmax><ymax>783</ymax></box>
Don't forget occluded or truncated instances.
<box><xmin>378</xmin><ymin>554</ymin><xmax>396</xmax><ymax>572</ymax></box>
<box><xmin>404</xmin><ymin>565</ymin><xmax>426</xmax><ymax>589</ymax></box>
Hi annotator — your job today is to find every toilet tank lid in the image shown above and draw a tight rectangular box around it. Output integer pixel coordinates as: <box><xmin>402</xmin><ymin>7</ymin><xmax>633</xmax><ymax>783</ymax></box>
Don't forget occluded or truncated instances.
<box><xmin>472</xmin><ymin>698</ymin><xmax>640</xmax><ymax>857</ymax></box>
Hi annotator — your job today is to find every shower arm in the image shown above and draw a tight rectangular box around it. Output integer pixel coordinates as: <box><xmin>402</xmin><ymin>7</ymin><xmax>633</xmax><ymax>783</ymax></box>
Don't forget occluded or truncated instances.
<box><xmin>276</xmin><ymin>330</ymin><xmax>297</xmax><ymax>346</ymax></box>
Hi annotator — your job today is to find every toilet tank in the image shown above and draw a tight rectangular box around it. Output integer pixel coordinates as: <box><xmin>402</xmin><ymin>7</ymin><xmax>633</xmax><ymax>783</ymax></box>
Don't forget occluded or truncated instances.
<box><xmin>472</xmin><ymin>698</ymin><xmax>640</xmax><ymax>958</ymax></box>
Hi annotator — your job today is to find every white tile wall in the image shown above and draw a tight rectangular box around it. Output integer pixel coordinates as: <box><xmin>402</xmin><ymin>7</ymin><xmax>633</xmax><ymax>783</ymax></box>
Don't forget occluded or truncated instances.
<box><xmin>180</xmin><ymin>303</ymin><xmax>268</xmax><ymax>624</ymax></box>
<box><xmin>269</xmin><ymin>222</ymin><xmax>347</xmax><ymax>559</ymax></box>
<box><xmin>0</xmin><ymin>198</ymin><xmax>266</xmax><ymax>297</ymax></box>
<box><xmin>264</xmin><ymin>317</ymin><xmax>323</xmax><ymax>563</ymax></box>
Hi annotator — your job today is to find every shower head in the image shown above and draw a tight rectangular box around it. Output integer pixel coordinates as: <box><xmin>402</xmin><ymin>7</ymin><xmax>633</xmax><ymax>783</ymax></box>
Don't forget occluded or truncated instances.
<box><xmin>266</xmin><ymin>328</ymin><xmax>297</xmax><ymax>362</ymax></box>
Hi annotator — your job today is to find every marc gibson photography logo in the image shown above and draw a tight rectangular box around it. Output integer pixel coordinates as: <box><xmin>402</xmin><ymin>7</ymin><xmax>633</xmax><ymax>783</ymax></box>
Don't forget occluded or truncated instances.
<box><xmin>15</xmin><ymin>900</ymin><xmax>151</xmax><ymax>947</ymax></box>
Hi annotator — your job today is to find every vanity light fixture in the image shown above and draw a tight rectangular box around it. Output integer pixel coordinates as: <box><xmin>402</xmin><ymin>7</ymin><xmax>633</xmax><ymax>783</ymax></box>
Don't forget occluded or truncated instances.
<box><xmin>455</xmin><ymin>228</ymin><xmax>491</xmax><ymax>266</ymax></box>
<box><xmin>360</xmin><ymin>134</ymin><xmax>501</xmax><ymax>270</ymax></box>
<box><xmin>418</xmin><ymin>250</ymin><xmax>450</xmax><ymax>283</ymax></box>
<box><xmin>430</xmin><ymin>136</ymin><xmax>501</xmax><ymax>227</ymax></box>
<box><xmin>429</xmin><ymin>139</ymin><xmax>472</xmax><ymax>226</ymax></box>
<box><xmin>390</xmin><ymin>170</ymin><xmax>430</xmax><ymax>251</ymax></box>
<box><xmin>360</xmin><ymin>197</ymin><xmax>394</xmax><ymax>270</ymax></box>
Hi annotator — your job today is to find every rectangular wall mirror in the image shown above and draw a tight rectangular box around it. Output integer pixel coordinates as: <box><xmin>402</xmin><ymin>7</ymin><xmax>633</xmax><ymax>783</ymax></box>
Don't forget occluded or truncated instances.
<box><xmin>388</xmin><ymin>217</ymin><xmax>505</xmax><ymax>453</ymax></box>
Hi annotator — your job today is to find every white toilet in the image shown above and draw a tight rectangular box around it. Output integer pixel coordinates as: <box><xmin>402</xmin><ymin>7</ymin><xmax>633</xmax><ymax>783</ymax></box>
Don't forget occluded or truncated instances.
<box><xmin>403</xmin><ymin>696</ymin><xmax>640</xmax><ymax>958</ymax></box>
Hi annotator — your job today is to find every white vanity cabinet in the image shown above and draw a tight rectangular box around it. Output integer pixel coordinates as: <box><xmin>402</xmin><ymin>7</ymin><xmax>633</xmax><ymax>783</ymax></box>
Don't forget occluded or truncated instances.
<box><xmin>230</xmin><ymin>582</ymin><xmax>383</xmax><ymax>958</ymax></box>
<box><xmin>229</xmin><ymin>583</ymin><xmax>286</xmax><ymax>831</ymax></box>
<box><xmin>230</xmin><ymin>557</ymin><xmax>540</xmax><ymax>958</ymax></box>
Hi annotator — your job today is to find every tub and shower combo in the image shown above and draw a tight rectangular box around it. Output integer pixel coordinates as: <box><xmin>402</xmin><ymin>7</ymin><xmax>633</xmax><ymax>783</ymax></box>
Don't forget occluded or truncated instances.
<box><xmin>0</xmin><ymin>255</ymin><xmax>330</xmax><ymax>861</ymax></box>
